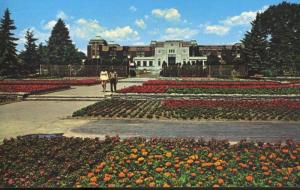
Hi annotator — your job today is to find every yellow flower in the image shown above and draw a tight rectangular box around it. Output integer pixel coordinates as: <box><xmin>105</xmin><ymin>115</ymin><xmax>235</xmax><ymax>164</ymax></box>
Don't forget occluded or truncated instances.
<box><xmin>131</xmin><ymin>148</ymin><xmax>138</xmax><ymax>153</ymax></box>
<box><xmin>138</xmin><ymin>157</ymin><xmax>145</xmax><ymax>162</ymax></box>
<box><xmin>165</xmin><ymin>152</ymin><xmax>172</xmax><ymax>158</ymax></box>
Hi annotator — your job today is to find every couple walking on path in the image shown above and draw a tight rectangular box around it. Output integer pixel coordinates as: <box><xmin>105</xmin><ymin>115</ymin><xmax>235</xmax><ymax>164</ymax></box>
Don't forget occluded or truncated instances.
<box><xmin>99</xmin><ymin>70</ymin><xmax>118</xmax><ymax>92</ymax></box>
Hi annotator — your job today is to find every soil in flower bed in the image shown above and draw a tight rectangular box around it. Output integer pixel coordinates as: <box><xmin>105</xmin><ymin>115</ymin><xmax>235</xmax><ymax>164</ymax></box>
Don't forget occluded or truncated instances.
<box><xmin>0</xmin><ymin>136</ymin><xmax>119</xmax><ymax>187</ymax></box>
<box><xmin>77</xmin><ymin>137</ymin><xmax>300</xmax><ymax>188</ymax></box>
<box><xmin>72</xmin><ymin>99</ymin><xmax>300</xmax><ymax>121</ymax></box>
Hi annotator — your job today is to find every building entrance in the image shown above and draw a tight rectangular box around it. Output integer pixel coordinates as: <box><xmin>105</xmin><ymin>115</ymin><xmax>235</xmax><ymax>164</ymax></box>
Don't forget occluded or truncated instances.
<box><xmin>168</xmin><ymin>56</ymin><xmax>176</xmax><ymax>65</ymax></box>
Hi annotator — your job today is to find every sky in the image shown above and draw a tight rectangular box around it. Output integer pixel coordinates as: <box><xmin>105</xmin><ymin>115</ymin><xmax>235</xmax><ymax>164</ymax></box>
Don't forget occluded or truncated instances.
<box><xmin>1</xmin><ymin>0</ymin><xmax>300</xmax><ymax>54</ymax></box>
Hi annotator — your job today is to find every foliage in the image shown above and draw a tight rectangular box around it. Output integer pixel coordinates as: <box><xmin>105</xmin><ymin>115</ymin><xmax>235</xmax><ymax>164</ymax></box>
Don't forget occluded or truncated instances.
<box><xmin>0</xmin><ymin>9</ymin><xmax>19</xmax><ymax>77</ymax></box>
<box><xmin>19</xmin><ymin>29</ymin><xmax>38</xmax><ymax>75</ymax></box>
<box><xmin>77</xmin><ymin>138</ymin><xmax>300</xmax><ymax>187</ymax></box>
<box><xmin>0</xmin><ymin>135</ymin><xmax>119</xmax><ymax>187</ymax></box>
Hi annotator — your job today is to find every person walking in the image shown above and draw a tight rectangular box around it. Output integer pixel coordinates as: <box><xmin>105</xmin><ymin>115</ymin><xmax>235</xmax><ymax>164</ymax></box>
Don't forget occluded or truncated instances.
<box><xmin>109</xmin><ymin>70</ymin><xmax>118</xmax><ymax>92</ymax></box>
<box><xmin>99</xmin><ymin>70</ymin><xmax>109</xmax><ymax>92</ymax></box>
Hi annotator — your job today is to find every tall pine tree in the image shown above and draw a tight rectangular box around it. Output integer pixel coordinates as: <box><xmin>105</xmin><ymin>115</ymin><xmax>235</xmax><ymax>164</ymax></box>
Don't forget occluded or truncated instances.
<box><xmin>0</xmin><ymin>8</ymin><xmax>19</xmax><ymax>77</ymax></box>
<box><xmin>19</xmin><ymin>29</ymin><xmax>38</xmax><ymax>75</ymax></box>
<box><xmin>48</xmin><ymin>19</ymin><xmax>78</xmax><ymax>65</ymax></box>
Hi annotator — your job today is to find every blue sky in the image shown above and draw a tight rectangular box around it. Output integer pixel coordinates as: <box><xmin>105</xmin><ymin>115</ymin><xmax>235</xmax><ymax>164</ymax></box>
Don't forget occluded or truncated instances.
<box><xmin>1</xmin><ymin>0</ymin><xmax>299</xmax><ymax>54</ymax></box>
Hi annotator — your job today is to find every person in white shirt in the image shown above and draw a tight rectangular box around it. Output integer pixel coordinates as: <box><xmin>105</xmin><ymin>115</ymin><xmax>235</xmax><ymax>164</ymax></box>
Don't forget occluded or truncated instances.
<box><xmin>99</xmin><ymin>70</ymin><xmax>109</xmax><ymax>92</ymax></box>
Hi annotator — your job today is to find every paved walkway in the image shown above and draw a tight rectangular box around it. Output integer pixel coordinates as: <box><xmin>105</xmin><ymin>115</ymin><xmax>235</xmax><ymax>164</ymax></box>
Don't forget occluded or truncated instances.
<box><xmin>65</xmin><ymin>119</ymin><xmax>300</xmax><ymax>142</ymax></box>
<box><xmin>0</xmin><ymin>78</ymin><xmax>145</xmax><ymax>142</ymax></box>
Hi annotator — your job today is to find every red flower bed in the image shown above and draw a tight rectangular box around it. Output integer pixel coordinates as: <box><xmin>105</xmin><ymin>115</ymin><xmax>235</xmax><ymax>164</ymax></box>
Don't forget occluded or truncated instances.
<box><xmin>162</xmin><ymin>99</ymin><xmax>300</xmax><ymax>109</ymax></box>
<box><xmin>0</xmin><ymin>79</ymin><xmax>99</xmax><ymax>86</ymax></box>
<box><xmin>118</xmin><ymin>80</ymin><xmax>300</xmax><ymax>94</ymax></box>
<box><xmin>0</xmin><ymin>84</ymin><xmax>70</xmax><ymax>94</ymax></box>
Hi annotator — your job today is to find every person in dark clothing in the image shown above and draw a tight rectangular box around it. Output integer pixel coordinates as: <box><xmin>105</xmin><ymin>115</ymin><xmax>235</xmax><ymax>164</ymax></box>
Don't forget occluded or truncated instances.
<box><xmin>109</xmin><ymin>70</ymin><xmax>118</xmax><ymax>92</ymax></box>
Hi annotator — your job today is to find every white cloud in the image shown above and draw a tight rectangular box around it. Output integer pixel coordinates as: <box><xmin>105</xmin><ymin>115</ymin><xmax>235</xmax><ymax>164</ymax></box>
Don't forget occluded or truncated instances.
<box><xmin>203</xmin><ymin>25</ymin><xmax>230</xmax><ymax>36</ymax></box>
<box><xmin>135</xmin><ymin>19</ymin><xmax>146</xmax><ymax>29</ymax></box>
<box><xmin>100</xmin><ymin>26</ymin><xmax>139</xmax><ymax>41</ymax></box>
<box><xmin>148</xmin><ymin>28</ymin><xmax>159</xmax><ymax>35</ymax></box>
<box><xmin>74</xmin><ymin>18</ymin><xmax>103</xmax><ymax>39</ymax></box>
<box><xmin>133</xmin><ymin>41</ymin><xmax>146</xmax><ymax>45</ymax></box>
<box><xmin>18</xmin><ymin>27</ymin><xmax>50</xmax><ymax>49</ymax></box>
<box><xmin>56</xmin><ymin>10</ymin><xmax>68</xmax><ymax>20</ymax></box>
<box><xmin>152</xmin><ymin>8</ymin><xmax>181</xmax><ymax>21</ymax></box>
<box><xmin>43</xmin><ymin>20</ymin><xmax>57</xmax><ymax>30</ymax></box>
<box><xmin>202</xmin><ymin>5</ymin><xmax>269</xmax><ymax>36</ymax></box>
<box><xmin>162</xmin><ymin>27</ymin><xmax>198</xmax><ymax>40</ymax></box>
<box><xmin>129</xmin><ymin>6</ymin><xmax>137</xmax><ymax>12</ymax></box>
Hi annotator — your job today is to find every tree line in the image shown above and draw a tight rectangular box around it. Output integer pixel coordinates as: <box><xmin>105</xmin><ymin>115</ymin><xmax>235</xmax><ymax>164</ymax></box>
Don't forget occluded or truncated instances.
<box><xmin>241</xmin><ymin>2</ymin><xmax>300</xmax><ymax>76</ymax></box>
<box><xmin>0</xmin><ymin>9</ymin><xmax>86</xmax><ymax>78</ymax></box>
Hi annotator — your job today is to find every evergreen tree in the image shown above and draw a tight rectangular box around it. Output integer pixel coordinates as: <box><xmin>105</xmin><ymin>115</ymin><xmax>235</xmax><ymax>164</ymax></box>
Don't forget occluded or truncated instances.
<box><xmin>241</xmin><ymin>13</ymin><xmax>269</xmax><ymax>76</ymax></box>
<box><xmin>37</xmin><ymin>43</ymin><xmax>50</xmax><ymax>65</ymax></box>
<box><xmin>207</xmin><ymin>52</ymin><xmax>220</xmax><ymax>65</ymax></box>
<box><xmin>0</xmin><ymin>9</ymin><xmax>19</xmax><ymax>77</ymax></box>
<box><xmin>19</xmin><ymin>29</ymin><xmax>38</xmax><ymax>75</ymax></box>
<box><xmin>48</xmin><ymin>19</ymin><xmax>78</xmax><ymax>65</ymax></box>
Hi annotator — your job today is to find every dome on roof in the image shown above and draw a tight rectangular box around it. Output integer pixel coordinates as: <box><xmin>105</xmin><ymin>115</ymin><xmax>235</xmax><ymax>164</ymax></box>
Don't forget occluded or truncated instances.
<box><xmin>89</xmin><ymin>36</ymin><xmax>107</xmax><ymax>45</ymax></box>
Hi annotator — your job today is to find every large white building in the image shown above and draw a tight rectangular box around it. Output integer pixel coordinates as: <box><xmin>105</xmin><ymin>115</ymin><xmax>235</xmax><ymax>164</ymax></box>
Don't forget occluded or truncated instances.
<box><xmin>133</xmin><ymin>40</ymin><xmax>207</xmax><ymax>73</ymax></box>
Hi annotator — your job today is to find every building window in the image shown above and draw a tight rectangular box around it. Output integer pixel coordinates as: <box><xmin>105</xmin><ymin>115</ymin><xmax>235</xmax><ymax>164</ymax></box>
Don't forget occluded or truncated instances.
<box><xmin>137</xmin><ymin>61</ymin><xmax>141</xmax><ymax>66</ymax></box>
<box><xmin>158</xmin><ymin>60</ymin><xmax>161</xmax><ymax>66</ymax></box>
<box><xmin>143</xmin><ymin>61</ymin><xmax>147</xmax><ymax>67</ymax></box>
<box><xmin>169</xmin><ymin>49</ymin><xmax>175</xmax><ymax>53</ymax></box>
<box><xmin>149</xmin><ymin>61</ymin><xmax>153</xmax><ymax>66</ymax></box>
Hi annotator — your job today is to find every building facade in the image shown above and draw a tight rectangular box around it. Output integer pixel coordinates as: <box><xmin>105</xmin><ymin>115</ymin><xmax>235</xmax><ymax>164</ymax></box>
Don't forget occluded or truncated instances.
<box><xmin>87</xmin><ymin>36</ymin><xmax>241</xmax><ymax>74</ymax></box>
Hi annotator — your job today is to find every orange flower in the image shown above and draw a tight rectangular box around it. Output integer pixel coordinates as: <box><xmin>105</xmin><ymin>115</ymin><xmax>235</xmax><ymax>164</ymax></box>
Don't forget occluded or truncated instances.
<box><xmin>132</xmin><ymin>148</ymin><xmax>138</xmax><ymax>153</ymax></box>
<box><xmin>148</xmin><ymin>182</ymin><xmax>155</xmax><ymax>187</ymax></box>
<box><xmin>259</xmin><ymin>155</ymin><xmax>266</xmax><ymax>161</ymax></box>
<box><xmin>290</xmin><ymin>154</ymin><xmax>296</xmax><ymax>160</ymax></box>
<box><xmin>94</xmin><ymin>168</ymin><xmax>101</xmax><ymax>173</ymax></box>
<box><xmin>138</xmin><ymin>143</ymin><xmax>145</xmax><ymax>147</ymax></box>
<box><xmin>175</xmin><ymin>164</ymin><xmax>180</xmax><ymax>169</ymax></box>
<box><xmin>118</xmin><ymin>172</ymin><xmax>126</xmax><ymax>178</ymax></box>
<box><xmin>216</xmin><ymin>166</ymin><xmax>223</xmax><ymax>171</ymax></box>
<box><xmin>123</xmin><ymin>168</ymin><xmax>129</xmax><ymax>173</ymax></box>
<box><xmin>208</xmin><ymin>153</ymin><xmax>213</xmax><ymax>158</ymax></box>
<box><xmin>164</xmin><ymin>172</ymin><xmax>172</xmax><ymax>177</ymax></box>
<box><xmin>165</xmin><ymin>162</ymin><xmax>172</xmax><ymax>167</ymax></box>
<box><xmin>282</xmin><ymin>148</ymin><xmax>289</xmax><ymax>154</ymax></box>
<box><xmin>187</xmin><ymin>159</ymin><xmax>194</xmax><ymax>164</ymax></box>
<box><xmin>87</xmin><ymin>172</ymin><xmax>94</xmax><ymax>177</ymax></box>
<box><xmin>140</xmin><ymin>171</ymin><xmax>147</xmax><ymax>175</ymax></box>
<box><xmin>130</xmin><ymin>154</ymin><xmax>137</xmax><ymax>159</ymax></box>
<box><xmin>239</xmin><ymin>163</ymin><xmax>248</xmax><ymax>169</ymax></box>
<box><xmin>202</xmin><ymin>162</ymin><xmax>213</xmax><ymax>167</ymax></box>
<box><xmin>165</xmin><ymin>152</ymin><xmax>172</xmax><ymax>158</ymax></box>
<box><xmin>296</xmin><ymin>166</ymin><xmax>300</xmax><ymax>171</ymax></box>
<box><xmin>142</xmin><ymin>151</ymin><xmax>148</xmax><ymax>156</ymax></box>
<box><xmin>189</xmin><ymin>155</ymin><xmax>198</xmax><ymax>160</ymax></box>
<box><xmin>155</xmin><ymin>155</ymin><xmax>163</xmax><ymax>159</ymax></box>
<box><xmin>138</xmin><ymin>157</ymin><xmax>145</xmax><ymax>162</ymax></box>
<box><xmin>231</xmin><ymin>168</ymin><xmax>238</xmax><ymax>173</ymax></box>
<box><xmin>262</xmin><ymin>166</ymin><xmax>269</xmax><ymax>171</ymax></box>
<box><xmin>245</xmin><ymin>175</ymin><xmax>253</xmax><ymax>183</ymax></box>
<box><xmin>127</xmin><ymin>172</ymin><xmax>134</xmax><ymax>178</ymax></box>
<box><xmin>90</xmin><ymin>176</ymin><xmax>97</xmax><ymax>183</ymax></box>
<box><xmin>213</xmin><ymin>184</ymin><xmax>219</xmax><ymax>188</ymax></box>
<box><xmin>287</xmin><ymin>167</ymin><xmax>293</xmax><ymax>174</ymax></box>
<box><xmin>107</xmin><ymin>184</ymin><xmax>115</xmax><ymax>188</ymax></box>
<box><xmin>214</xmin><ymin>161</ymin><xmax>221</xmax><ymax>166</ymax></box>
<box><xmin>276</xmin><ymin>182</ymin><xmax>283</xmax><ymax>187</ymax></box>
<box><xmin>263</xmin><ymin>172</ymin><xmax>270</xmax><ymax>176</ymax></box>
<box><xmin>283</xmin><ymin>176</ymin><xmax>288</xmax><ymax>180</ymax></box>
<box><xmin>135</xmin><ymin>178</ymin><xmax>143</xmax><ymax>185</ymax></box>
<box><xmin>155</xmin><ymin>167</ymin><xmax>163</xmax><ymax>173</ymax></box>
<box><xmin>163</xmin><ymin>183</ymin><xmax>170</xmax><ymax>188</ymax></box>
<box><xmin>218</xmin><ymin>178</ymin><xmax>224</xmax><ymax>185</ymax></box>
<box><xmin>103</xmin><ymin>176</ymin><xmax>111</xmax><ymax>182</ymax></box>
<box><xmin>191</xmin><ymin>173</ymin><xmax>197</xmax><ymax>177</ymax></box>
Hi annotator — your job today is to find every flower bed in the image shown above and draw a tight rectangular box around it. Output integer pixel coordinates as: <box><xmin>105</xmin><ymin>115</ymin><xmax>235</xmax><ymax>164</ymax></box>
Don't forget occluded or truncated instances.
<box><xmin>0</xmin><ymin>135</ymin><xmax>119</xmax><ymax>187</ymax></box>
<box><xmin>0</xmin><ymin>84</ymin><xmax>70</xmax><ymax>94</ymax></box>
<box><xmin>167</xmin><ymin>88</ymin><xmax>300</xmax><ymax>95</ymax></box>
<box><xmin>118</xmin><ymin>80</ymin><xmax>300</xmax><ymax>94</ymax></box>
<box><xmin>72</xmin><ymin>99</ymin><xmax>300</xmax><ymax>121</ymax></box>
<box><xmin>0</xmin><ymin>79</ymin><xmax>99</xmax><ymax>86</ymax></box>
<box><xmin>77</xmin><ymin>137</ymin><xmax>300</xmax><ymax>188</ymax></box>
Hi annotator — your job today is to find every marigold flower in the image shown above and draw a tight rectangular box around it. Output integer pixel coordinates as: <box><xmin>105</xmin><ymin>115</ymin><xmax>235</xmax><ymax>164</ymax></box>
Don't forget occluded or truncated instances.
<box><xmin>296</xmin><ymin>166</ymin><xmax>300</xmax><ymax>171</ymax></box>
<box><xmin>138</xmin><ymin>157</ymin><xmax>144</xmax><ymax>162</ymax></box>
<box><xmin>218</xmin><ymin>178</ymin><xmax>224</xmax><ymax>185</ymax></box>
<box><xmin>165</xmin><ymin>152</ymin><xmax>172</xmax><ymax>158</ymax></box>
<box><xmin>164</xmin><ymin>172</ymin><xmax>172</xmax><ymax>177</ymax></box>
<box><xmin>262</xmin><ymin>166</ymin><xmax>269</xmax><ymax>171</ymax></box>
<box><xmin>132</xmin><ymin>148</ymin><xmax>138</xmax><ymax>153</ymax></box>
<box><xmin>213</xmin><ymin>184</ymin><xmax>219</xmax><ymax>188</ymax></box>
<box><xmin>187</xmin><ymin>159</ymin><xmax>194</xmax><ymax>164</ymax></box>
<box><xmin>127</xmin><ymin>172</ymin><xmax>134</xmax><ymax>178</ymax></box>
<box><xmin>118</xmin><ymin>172</ymin><xmax>126</xmax><ymax>178</ymax></box>
<box><xmin>87</xmin><ymin>172</ymin><xmax>94</xmax><ymax>177</ymax></box>
<box><xmin>155</xmin><ymin>167</ymin><xmax>163</xmax><ymax>173</ymax></box>
<box><xmin>245</xmin><ymin>175</ymin><xmax>253</xmax><ymax>182</ymax></box>
<box><xmin>216</xmin><ymin>166</ymin><xmax>223</xmax><ymax>171</ymax></box>
<box><xmin>163</xmin><ymin>183</ymin><xmax>170</xmax><ymax>188</ymax></box>
<box><xmin>148</xmin><ymin>182</ymin><xmax>155</xmax><ymax>187</ymax></box>
<box><xmin>103</xmin><ymin>176</ymin><xmax>111</xmax><ymax>182</ymax></box>
<box><xmin>90</xmin><ymin>176</ymin><xmax>97</xmax><ymax>183</ymax></box>
<box><xmin>191</xmin><ymin>173</ymin><xmax>197</xmax><ymax>177</ymax></box>
<box><xmin>165</xmin><ymin>162</ymin><xmax>172</xmax><ymax>167</ymax></box>
<box><xmin>135</xmin><ymin>178</ymin><xmax>143</xmax><ymax>185</ymax></box>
